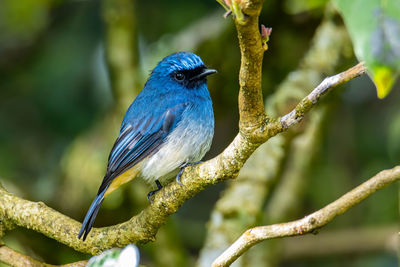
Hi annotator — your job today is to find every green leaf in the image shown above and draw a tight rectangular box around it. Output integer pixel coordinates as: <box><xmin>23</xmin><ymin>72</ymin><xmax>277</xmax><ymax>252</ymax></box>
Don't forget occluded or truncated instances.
<box><xmin>334</xmin><ymin>0</ymin><xmax>400</xmax><ymax>98</ymax></box>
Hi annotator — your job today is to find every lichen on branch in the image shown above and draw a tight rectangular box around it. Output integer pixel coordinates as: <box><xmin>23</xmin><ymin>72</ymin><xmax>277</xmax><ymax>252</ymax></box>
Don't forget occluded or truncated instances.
<box><xmin>0</xmin><ymin>0</ymin><xmax>367</xmax><ymax>260</ymax></box>
<box><xmin>0</xmin><ymin>60</ymin><xmax>367</xmax><ymax>255</ymax></box>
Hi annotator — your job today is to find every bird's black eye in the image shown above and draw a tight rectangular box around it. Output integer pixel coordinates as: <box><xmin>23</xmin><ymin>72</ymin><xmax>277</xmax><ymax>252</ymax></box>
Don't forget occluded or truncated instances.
<box><xmin>174</xmin><ymin>72</ymin><xmax>185</xmax><ymax>81</ymax></box>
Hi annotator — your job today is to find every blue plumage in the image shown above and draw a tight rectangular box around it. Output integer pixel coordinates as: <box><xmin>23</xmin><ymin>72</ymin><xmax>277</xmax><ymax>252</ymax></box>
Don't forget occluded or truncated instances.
<box><xmin>78</xmin><ymin>52</ymin><xmax>216</xmax><ymax>240</ymax></box>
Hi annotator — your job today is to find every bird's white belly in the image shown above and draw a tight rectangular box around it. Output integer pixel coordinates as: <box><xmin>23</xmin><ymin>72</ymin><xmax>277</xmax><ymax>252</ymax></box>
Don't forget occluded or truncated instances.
<box><xmin>139</xmin><ymin>120</ymin><xmax>212</xmax><ymax>183</ymax></box>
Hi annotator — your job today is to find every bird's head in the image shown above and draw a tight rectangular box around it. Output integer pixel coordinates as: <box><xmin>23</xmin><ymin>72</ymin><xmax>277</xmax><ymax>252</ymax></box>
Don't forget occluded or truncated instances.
<box><xmin>148</xmin><ymin>52</ymin><xmax>217</xmax><ymax>90</ymax></box>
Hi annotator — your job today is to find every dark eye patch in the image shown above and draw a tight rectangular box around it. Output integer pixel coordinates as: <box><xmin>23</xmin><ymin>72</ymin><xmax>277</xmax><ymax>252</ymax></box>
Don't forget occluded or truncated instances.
<box><xmin>172</xmin><ymin>65</ymin><xmax>206</xmax><ymax>82</ymax></box>
<box><xmin>181</xmin><ymin>66</ymin><xmax>206</xmax><ymax>79</ymax></box>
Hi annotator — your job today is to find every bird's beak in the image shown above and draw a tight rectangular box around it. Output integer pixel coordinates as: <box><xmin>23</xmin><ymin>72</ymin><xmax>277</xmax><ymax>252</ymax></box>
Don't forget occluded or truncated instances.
<box><xmin>190</xmin><ymin>68</ymin><xmax>217</xmax><ymax>81</ymax></box>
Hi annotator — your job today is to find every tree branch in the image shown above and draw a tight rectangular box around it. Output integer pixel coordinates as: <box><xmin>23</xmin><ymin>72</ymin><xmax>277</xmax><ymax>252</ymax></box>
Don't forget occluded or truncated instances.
<box><xmin>234</xmin><ymin>0</ymin><xmax>265</xmax><ymax>139</ymax></box>
<box><xmin>212</xmin><ymin>165</ymin><xmax>400</xmax><ymax>267</ymax></box>
<box><xmin>280</xmin><ymin>62</ymin><xmax>365</xmax><ymax>129</ymax></box>
<box><xmin>198</xmin><ymin>16</ymin><xmax>350</xmax><ymax>266</ymax></box>
<box><xmin>0</xmin><ymin>244</ymin><xmax>87</xmax><ymax>267</ymax></box>
<box><xmin>0</xmin><ymin>0</ymin><xmax>367</xmax><ymax>256</ymax></box>
<box><xmin>0</xmin><ymin>61</ymin><xmax>366</xmax><ymax>255</ymax></box>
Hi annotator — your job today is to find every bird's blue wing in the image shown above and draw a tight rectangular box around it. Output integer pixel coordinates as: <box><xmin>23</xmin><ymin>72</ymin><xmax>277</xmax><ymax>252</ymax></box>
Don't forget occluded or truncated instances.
<box><xmin>79</xmin><ymin>102</ymin><xmax>190</xmax><ymax>240</ymax></box>
<box><xmin>97</xmin><ymin>102</ymin><xmax>189</xmax><ymax>194</ymax></box>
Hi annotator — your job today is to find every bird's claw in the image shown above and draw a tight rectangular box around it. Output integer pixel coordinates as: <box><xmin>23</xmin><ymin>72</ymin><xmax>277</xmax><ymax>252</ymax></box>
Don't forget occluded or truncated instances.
<box><xmin>176</xmin><ymin>169</ymin><xmax>185</xmax><ymax>186</ymax></box>
<box><xmin>176</xmin><ymin>161</ymin><xmax>203</xmax><ymax>186</ymax></box>
<box><xmin>147</xmin><ymin>180</ymin><xmax>163</xmax><ymax>203</ymax></box>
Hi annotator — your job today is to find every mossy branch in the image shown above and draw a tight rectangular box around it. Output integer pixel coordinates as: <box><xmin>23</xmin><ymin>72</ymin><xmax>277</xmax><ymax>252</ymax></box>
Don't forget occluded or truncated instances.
<box><xmin>0</xmin><ymin>0</ymin><xmax>366</xmax><ymax>258</ymax></box>
<box><xmin>234</xmin><ymin>0</ymin><xmax>265</xmax><ymax>139</ymax></box>
<box><xmin>198</xmin><ymin>17</ymin><xmax>350</xmax><ymax>266</ymax></box>
<box><xmin>212</xmin><ymin>166</ymin><xmax>400</xmax><ymax>267</ymax></box>
<box><xmin>0</xmin><ymin>61</ymin><xmax>366</xmax><ymax>255</ymax></box>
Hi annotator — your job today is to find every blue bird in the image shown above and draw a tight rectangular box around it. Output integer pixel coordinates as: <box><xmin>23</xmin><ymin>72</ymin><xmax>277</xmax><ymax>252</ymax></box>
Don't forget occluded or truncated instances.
<box><xmin>78</xmin><ymin>52</ymin><xmax>216</xmax><ymax>241</ymax></box>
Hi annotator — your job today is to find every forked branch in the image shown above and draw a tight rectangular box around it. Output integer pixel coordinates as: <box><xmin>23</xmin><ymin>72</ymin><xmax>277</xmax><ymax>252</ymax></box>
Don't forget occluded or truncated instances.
<box><xmin>0</xmin><ymin>61</ymin><xmax>366</xmax><ymax>254</ymax></box>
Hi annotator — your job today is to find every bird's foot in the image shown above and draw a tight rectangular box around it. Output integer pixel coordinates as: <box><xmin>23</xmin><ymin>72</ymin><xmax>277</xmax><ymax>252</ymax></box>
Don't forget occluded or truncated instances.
<box><xmin>147</xmin><ymin>180</ymin><xmax>163</xmax><ymax>202</ymax></box>
<box><xmin>176</xmin><ymin>161</ymin><xmax>203</xmax><ymax>186</ymax></box>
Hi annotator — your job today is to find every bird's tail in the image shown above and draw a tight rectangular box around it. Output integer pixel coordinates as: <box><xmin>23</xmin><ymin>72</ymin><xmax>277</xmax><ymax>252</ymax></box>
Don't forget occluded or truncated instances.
<box><xmin>78</xmin><ymin>189</ymin><xmax>106</xmax><ymax>241</ymax></box>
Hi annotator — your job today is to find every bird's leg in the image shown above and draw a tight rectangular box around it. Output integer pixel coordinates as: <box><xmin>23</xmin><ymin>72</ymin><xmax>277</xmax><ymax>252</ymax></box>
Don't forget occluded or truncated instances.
<box><xmin>147</xmin><ymin>180</ymin><xmax>163</xmax><ymax>202</ymax></box>
<box><xmin>176</xmin><ymin>161</ymin><xmax>203</xmax><ymax>185</ymax></box>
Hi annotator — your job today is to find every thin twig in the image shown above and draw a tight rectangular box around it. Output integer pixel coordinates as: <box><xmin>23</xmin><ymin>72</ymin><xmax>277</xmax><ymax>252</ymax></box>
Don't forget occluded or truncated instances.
<box><xmin>280</xmin><ymin>62</ymin><xmax>366</xmax><ymax>129</ymax></box>
<box><xmin>212</xmin><ymin>166</ymin><xmax>400</xmax><ymax>267</ymax></box>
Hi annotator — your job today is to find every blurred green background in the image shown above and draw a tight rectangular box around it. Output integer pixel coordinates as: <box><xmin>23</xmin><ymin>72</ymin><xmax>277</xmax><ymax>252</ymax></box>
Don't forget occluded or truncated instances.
<box><xmin>0</xmin><ymin>0</ymin><xmax>399</xmax><ymax>266</ymax></box>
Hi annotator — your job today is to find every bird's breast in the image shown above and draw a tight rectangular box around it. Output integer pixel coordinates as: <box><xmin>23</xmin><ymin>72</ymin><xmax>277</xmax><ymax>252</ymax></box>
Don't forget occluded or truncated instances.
<box><xmin>140</xmin><ymin>105</ymin><xmax>214</xmax><ymax>183</ymax></box>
